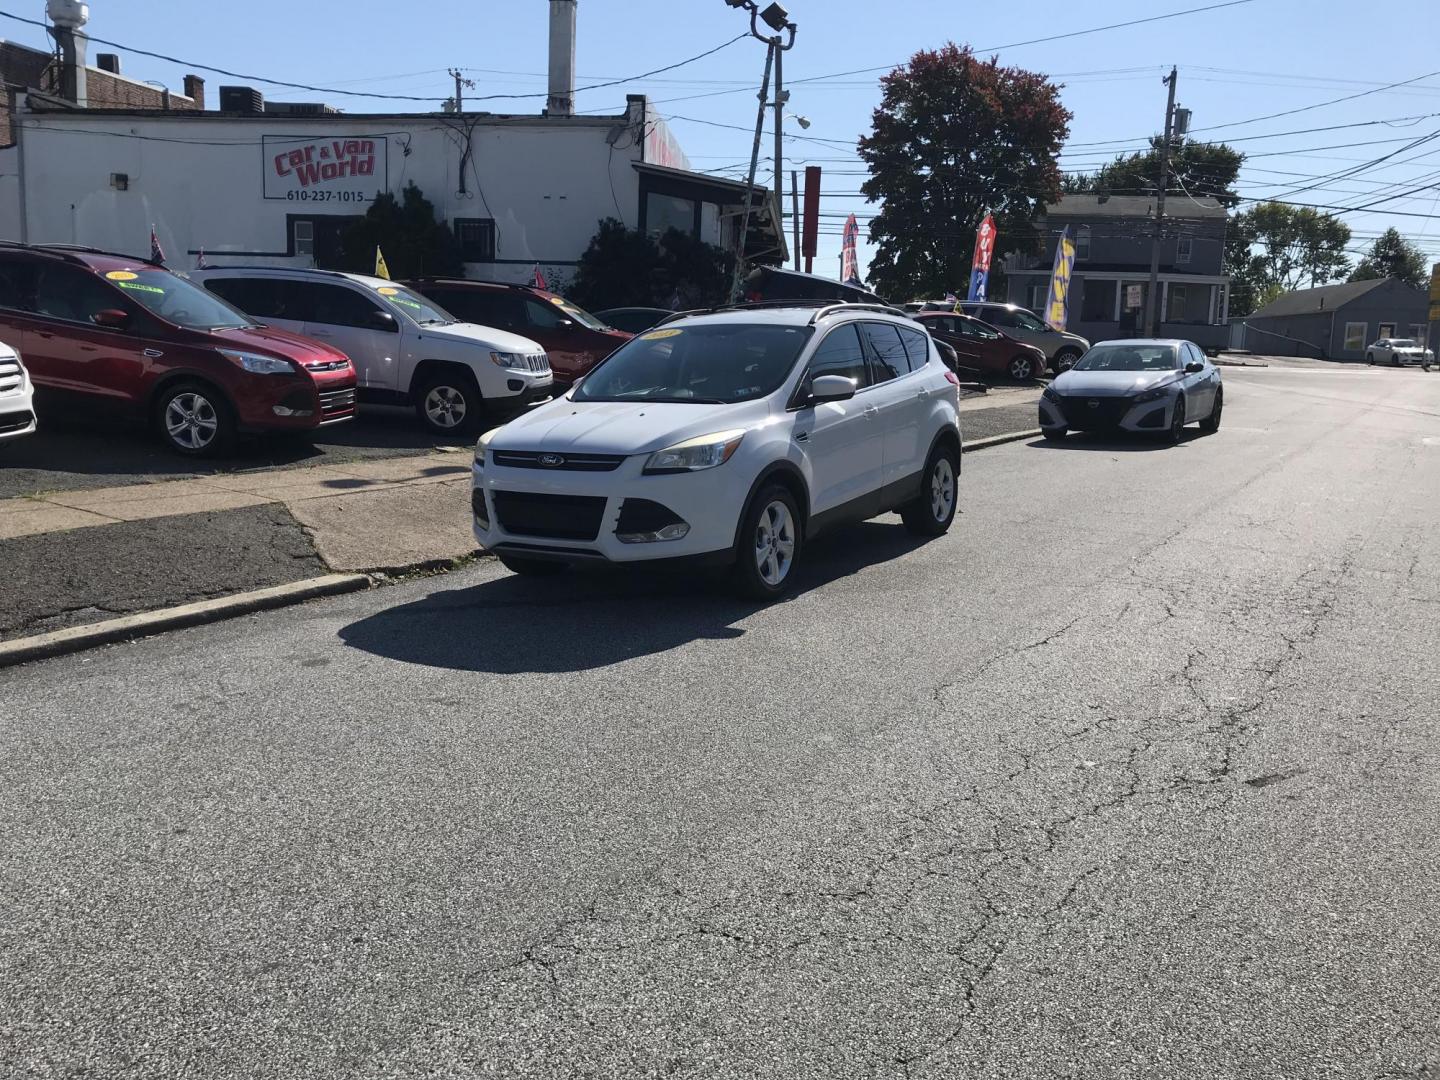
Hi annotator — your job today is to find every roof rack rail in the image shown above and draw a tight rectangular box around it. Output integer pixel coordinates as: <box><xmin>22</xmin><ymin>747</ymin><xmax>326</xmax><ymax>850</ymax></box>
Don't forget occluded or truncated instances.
<box><xmin>807</xmin><ymin>302</ymin><xmax>906</xmax><ymax>324</ymax></box>
<box><xmin>32</xmin><ymin>243</ymin><xmax>165</xmax><ymax>268</ymax></box>
<box><xmin>185</xmin><ymin>264</ymin><xmax>350</xmax><ymax>278</ymax></box>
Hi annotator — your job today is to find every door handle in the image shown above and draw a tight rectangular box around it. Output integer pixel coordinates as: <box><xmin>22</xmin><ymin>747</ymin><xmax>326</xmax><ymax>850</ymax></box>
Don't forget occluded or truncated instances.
<box><xmin>915</xmin><ymin>389</ymin><xmax>929</xmax><ymax>400</ymax></box>
<box><xmin>863</xmin><ymin>404</ymin><xmax>879</xmax><ymax>418</ymax></box>
<box><xmin>143</xmin><ymin>348</ymin><xmax>164</xmax><ymax>358</ymax></box>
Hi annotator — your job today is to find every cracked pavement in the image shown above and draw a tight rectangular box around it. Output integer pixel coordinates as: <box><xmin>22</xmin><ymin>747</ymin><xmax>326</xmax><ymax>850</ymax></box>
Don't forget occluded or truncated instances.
<box><xmin>1</xmin><ymin>363</ymin><xmax>1437</xmax><ymax>1077</ymax></box>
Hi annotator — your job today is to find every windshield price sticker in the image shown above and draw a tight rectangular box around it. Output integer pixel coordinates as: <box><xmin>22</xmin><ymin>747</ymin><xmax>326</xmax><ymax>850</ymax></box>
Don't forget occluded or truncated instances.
<box><xmin>376</xmin><ymin>287</ymin><xmax>399</xmax><ymax>296</ymax></box>
<box><xmin>642</xmin><ymin>328</ymin><xmax>683</xmax><ymax>340</ymax></box>
<box><xmin>106</xmin><ymin>270</ymin><xmax>138</xmax><ymax>281</ymax></box>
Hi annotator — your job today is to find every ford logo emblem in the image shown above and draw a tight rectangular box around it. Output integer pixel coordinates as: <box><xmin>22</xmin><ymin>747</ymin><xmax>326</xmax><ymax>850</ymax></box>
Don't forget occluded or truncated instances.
<box><xmin>1087</xmin><ymin>399</ymin><xmax>1099</xmax><ymax>408</ymax></box>
<box><xmin>538</xmin><ymin>454</ymin><xmax>565</xmax><ymax>467</ymax></box>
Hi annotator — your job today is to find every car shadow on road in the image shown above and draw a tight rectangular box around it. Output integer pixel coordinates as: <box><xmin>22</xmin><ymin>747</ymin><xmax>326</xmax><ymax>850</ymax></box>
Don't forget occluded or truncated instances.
<box><xmin>338</xmin><ymin>520</ymin><xmax>932</xmax><ymax>674</ymax></box>
<box><xmin>1025</xmin><ymin>430</ymin><xmax>1208</xmax><ymax>452</ymax></box>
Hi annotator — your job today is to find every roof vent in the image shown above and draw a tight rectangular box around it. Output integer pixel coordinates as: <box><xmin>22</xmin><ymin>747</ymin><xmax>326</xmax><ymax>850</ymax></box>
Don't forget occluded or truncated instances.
<box><xmin>95</xmin><ymin>53</ymin><xmax>120</xmax><ymax>74</ymax></box>
<box><xmin>218</xmin><ymin>85</ymin><xmax>265</xmax><ymax>114</ymax></box>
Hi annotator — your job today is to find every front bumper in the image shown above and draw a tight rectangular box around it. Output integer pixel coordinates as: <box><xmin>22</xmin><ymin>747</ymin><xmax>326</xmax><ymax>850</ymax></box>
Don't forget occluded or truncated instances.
<box><xmin>233</xmin><ymin>371</ymin><xmax>359</xmax><ymax>432</ymax></box>
<box><xmin>1039</xmin><ymin>391</ymin><xmax>1177</xmax><ymax>433</ymax></box>
<box><xmin>0</xmin><ymin>372</ymin><xmax>36</xmax><ymax>442</ymax></box>
<box><xmin>488</xmin><ymin>376</ymin><xmax>555</xmax><ymax>417</ymax></box>
<box><xmin>471</xmin><ymin>454</ymin><xmax>743</xmax><ymax>564</ymax></box>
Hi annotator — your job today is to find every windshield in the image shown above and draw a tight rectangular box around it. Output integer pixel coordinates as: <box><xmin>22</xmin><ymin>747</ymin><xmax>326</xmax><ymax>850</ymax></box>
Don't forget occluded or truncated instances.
<box><xmin>112</xmin><ymin>270</ymin><xmax>255</xmax><ymax>331</ymax></box>
<box><xmin>1074</xmin><ymin>344</ymin><xmax>1179</xmax><ymax>372</ymax></box>
<box><xmin>1390</xmin><ymin>339</ymin><xmax>1417</xmax><ymax>348</ymax></box>
<box><xmin>547</xmin><ymin>295</ymin><xmax>611</xmax><ymax>331</ymax></box>
<box><xmin>368</xmin><ymin>283</ymin><xmax>456</xmax><ymax>326</ymax></box>
<box><xmin>573</xmin><ymin>323</ymin><xmax>814</xmax><ymax>404</ymax></box>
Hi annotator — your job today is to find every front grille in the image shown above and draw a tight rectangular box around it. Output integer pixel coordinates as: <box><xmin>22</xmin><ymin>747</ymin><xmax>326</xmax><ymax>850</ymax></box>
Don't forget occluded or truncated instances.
<box><xmin>0</xmin><ymin>409</ymin><xmax>35</xmax><ymax>434</ymax></box>
<box><xmin>0</xmin><ymin>355</ymin><xmax>21</xmax><ymax>395</ymax></box>
<box><xmin>491</xmin><ymin>490</ymin><xmax>607</xmax><ymax>541</ymax></box>
<box><xmin>521</xmin><ymin>353</ymin><xmax>551</xmax><ymax>373</ymax></box>
<box><xmin>305</xmin><ymin>359</ymin><xmax>350</xmax><ymax>372</ymax></box>
<box><xmin>492</xmin><ymin>449</ymin><xmax>624</xmax><ymax>472</ymax></box>
<box><xmin>319</xmin><ymin>388</ymin><xmax>357</xmax><ymax>415</ymax></box>
<box><xmin>1056</xmin><ymin>394</ymin><xmax>1132</xmax><ymax>429</ymax></box>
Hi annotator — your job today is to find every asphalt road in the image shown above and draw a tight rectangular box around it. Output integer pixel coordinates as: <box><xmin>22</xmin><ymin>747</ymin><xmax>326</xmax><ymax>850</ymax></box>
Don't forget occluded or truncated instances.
<box><xmin>2</xmin><ymin>363</ymin><xmax>1438</xmax><ymax>1078</ymax></box>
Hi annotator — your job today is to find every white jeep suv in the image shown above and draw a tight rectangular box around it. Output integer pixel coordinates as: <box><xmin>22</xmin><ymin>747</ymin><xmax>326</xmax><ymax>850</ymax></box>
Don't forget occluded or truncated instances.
<box><xmin>471</xmin><ymin>303</ymin><xmax>964</xmax><ymax>598</ymax></box>
<box><xmin>0</xmin><ymin>341</ymin><xmax>36</xmax><ymax>443</ymax></box>
<box><xmin>193</xmin><ymin>268</ymin><xmax>552</xmax><ymax>434</ymax></box>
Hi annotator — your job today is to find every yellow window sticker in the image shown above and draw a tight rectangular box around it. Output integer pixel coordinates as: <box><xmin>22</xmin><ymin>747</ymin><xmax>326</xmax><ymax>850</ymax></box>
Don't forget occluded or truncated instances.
<box><xmin>377</xmin><ymin>286</ymin><xmax>399</xmax><ymax>296</ymax></box>
<box><xmin>549</xmin><ymin>296</ymin><xmax>566</xmax><ymax>305</ymax></box>
<box><xmin>105</xmin><ymin>270</ymin><xmax>139</xmax><ymax>281</ymax></box>
<box><xmin>642</xmin><ymin>328</ymin><xmax>683</xmax><ymax>340</ymax></box>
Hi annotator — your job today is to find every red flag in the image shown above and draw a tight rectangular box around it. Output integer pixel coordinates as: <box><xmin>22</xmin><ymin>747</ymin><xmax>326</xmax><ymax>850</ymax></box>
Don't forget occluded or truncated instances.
<box><xmin>840</xmin><ymin>214</ymin><xmax>860</xmax><ymax>286</ymax></box>
<box><xmin>966</xmin><ymin>213</ymin><xmax>996</xmax><ymax>302</ymax></box>
<box><xmin>533</xmin><ymin>264</ymin><xmax>548</xmax><ymax>291</ymax></box>
<box><xmin>149</xmin><ymin>225</ymin><xmax>166</xmax><ymax>266</ymax></box>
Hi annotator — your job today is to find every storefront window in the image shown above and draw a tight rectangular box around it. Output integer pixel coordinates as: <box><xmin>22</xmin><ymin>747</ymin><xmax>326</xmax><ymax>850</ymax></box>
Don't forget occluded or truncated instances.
<box><xmin>645</xmin><ymin>193</ymin><xmax>696</xmax><ymax>239</ymax></box>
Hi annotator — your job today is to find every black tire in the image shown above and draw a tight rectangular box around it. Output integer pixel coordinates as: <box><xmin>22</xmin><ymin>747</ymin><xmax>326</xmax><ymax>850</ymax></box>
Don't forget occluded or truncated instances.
<box><xmin>1200</xmin><ymin>387</ymin><xmax>1223</xmax><ymax>433</ymax></box>
<box><xmin>154</xmin><ymin>380</ymin><xmax>235</xmax><ymax>458</ymax></box>
<box><xmin>1007</xmin><ymin>354</ymin><xmax>1036</xmax><ymax>381</ymax></box>
<box><xmin>497</xmin><ymin>554</ymin><xmax>568</xmax><ymax>577</ymax></box>
<box><xmin>1366</xmin><ymin>352</ymin><xmax>1375</xmax><ymax>365</ymax></box>
<box><xmin>414</xmin><ymin>369</ymin><xmax>481</xmax><ymax>435</ymax></box>
<box><xmin>901</xmin><ymin>443</ymin><xmax>960</xmax><ymax>537</ymax></box>
<box><xmin>1042</xmin><ymin>426</ymin><xmax>1068</xmax><ymax>442</ymax></box>
<box><xmin>731</xmin><ymin>483</ymin><xmax>803</xmax><ymax>601</ymax></box>
<box><xmin>1392</xmin><ymin>353</ymin><xmax>1402</xmax><ymax>367</ymax></box>
<box><xmin>1053</xmin><ymin>348</ymin><xmax>1082</xmax><ymax>373</ymax></box>
<box><xmin>1165</xmin><ymin>395</ymin><xmax>1187</xmax><ymax>444</ymax></box>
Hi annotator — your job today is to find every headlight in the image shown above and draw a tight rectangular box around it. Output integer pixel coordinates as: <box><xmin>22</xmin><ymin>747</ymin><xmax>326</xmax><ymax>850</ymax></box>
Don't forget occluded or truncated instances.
<box><xmin>491</xmin><ymin>351</ymin><xmax>528</xmax><ymax>368</ymax></box>
<box><xmin>1134</xmin><ymin>380</ymin><xmax>1177</xmax><ymax>404</ymax></box>
<box><xmin>474</xmin><ymin>427</ymin><xmax>499</xmax><ymax>465</ymax></box>
<box><xmin>643</xmin><ymin>430</ymin><xmax>745</xmax><ymax>475</ymax></box>
<box><xmin>219</xmin><ymin>349</ymin><xmax>296</xmax><ymax>375</ymax></box>
<box><xmin>1042</xmin><ymin>385</ymin><xmax>1061</xmax><ymax>402</ymax></box>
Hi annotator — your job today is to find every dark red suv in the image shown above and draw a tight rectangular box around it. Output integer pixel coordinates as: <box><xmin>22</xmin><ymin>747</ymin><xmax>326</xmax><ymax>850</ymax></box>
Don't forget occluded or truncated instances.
<box><xmin>0</xmin><ymin>244</ymin><xmax>356</xmax><ymax>456</ymax></box>
<box><xmin>404</xmin><ymin>279</ymin><xmax>630</xmax><ymax>387</ymax></box>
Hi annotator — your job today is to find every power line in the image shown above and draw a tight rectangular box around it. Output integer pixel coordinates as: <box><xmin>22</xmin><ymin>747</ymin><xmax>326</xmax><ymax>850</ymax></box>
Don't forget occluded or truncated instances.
<box><xmin>1188</xmin><ymin>69</ymin><xmax>1440</xmax><ymax>135</ymax></box>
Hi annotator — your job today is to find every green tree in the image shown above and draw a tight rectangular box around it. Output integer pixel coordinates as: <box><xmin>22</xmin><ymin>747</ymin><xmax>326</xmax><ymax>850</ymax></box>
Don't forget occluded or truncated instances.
<box><xmin>337</xmin><ymin>182</ymin><xmax>462</xmax><ymax>278</ymax></box>
<box><xmin>1349</xmin><ymin>227</ymin><xmax>1428</xmax><ymax>289</ymax></box>
<box><xmin>1229</xmin><ymin>201</ymin><xmax>1351</xmax><ymax>297</ymax></box>
<box><xmin>858</xmin><ymin>44</ymin><xmax>1071</xmax><ymax>300</ymax></box>
<box><xmin>1066</xmin><ymin>140</ymin><xmax>1246</xmax><ymax>209</ymax></box>
<box><xmin>567</xmin><ymin>218</ymin><xmax>734</xmax><ymax>311</ymax></box>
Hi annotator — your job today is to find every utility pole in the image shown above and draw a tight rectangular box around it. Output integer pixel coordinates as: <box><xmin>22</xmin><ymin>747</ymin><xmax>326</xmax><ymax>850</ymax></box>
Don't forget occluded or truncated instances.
<box><xmin>791</xmin><ymin>170</ymin><xmax>800</xmax><ymax>271</ymax></box>
<box><xmin>730</xmin><ymin>42</ymin><xmax>774</xmax><ymax>302</ymax></box>
<box><xmin>1144</xmin><ymin>66</ymin><xmax>1178</xmax><ymax>337</ymax></box>
<box><xmin>449</xmin><ymin>68</ymin><xmax>464</xmax><ymax>113</ymax></box>
<box><xmin>773</xmin><ymin>41</ymin><xmax>784</xmax><ymax>247</ymax></box>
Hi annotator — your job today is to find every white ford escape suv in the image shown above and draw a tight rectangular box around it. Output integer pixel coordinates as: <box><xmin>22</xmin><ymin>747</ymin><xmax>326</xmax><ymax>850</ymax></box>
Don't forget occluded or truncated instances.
<box><xmin>471</xmin><ymin>303</ymin><xmax>964</xmax><ymax>598</ymax></box>
<box><xmin>194</xmin><ymin>268</ymin><xmax>552</xmax><ymax>434</ymax></box>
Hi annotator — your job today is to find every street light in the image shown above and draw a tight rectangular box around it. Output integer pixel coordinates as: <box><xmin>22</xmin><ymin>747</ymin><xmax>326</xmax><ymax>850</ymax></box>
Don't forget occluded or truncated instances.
<box><xmin>788</xmin><ymin>114</ymin><xmax>811</xmax><ymax>130</ymax></box>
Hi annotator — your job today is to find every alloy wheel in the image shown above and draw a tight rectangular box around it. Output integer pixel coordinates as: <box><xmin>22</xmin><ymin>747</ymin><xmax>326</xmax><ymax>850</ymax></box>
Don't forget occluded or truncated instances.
<box><xmin>164</xmin><ymin>392</ymin><xmax>219</xmax><ymax>451</ymax></box>
<box><xmin>930</xmin><ymin>457</ymin><xmax>955</xmax><ymax>522</ymax></box>
<box><xmin>424</xmin><ymin>385</ymin><xmax>468</xmax><ymax>429</ymax></box>
<box><xmin>1008</xmin><ymin>356</ymin><xmax>1033</xmax><ymax>381</ymax></box>
<box><xmin>753</xmin><ymin>500</ymin><xmax>796</xmax><ymax>587</ymax></box>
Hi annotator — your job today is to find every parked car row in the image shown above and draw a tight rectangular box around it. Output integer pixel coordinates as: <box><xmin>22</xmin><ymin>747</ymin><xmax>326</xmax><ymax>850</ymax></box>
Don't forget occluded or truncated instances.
<box><xmin>902</xmin><ymin>299</ymin><xmax>1090</xmax><ymax>374</ymax></box>
<box><xmin>0</xmin><ymin>241</ymin><xmax>639</xmax><ymax>456</ymax></box>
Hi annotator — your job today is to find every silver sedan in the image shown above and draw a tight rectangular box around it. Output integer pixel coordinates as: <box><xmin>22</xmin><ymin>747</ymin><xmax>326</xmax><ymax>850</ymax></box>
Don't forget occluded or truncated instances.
<box><xmin>1038</xmin><ymin>338</ymin><xmax>1223</xmax><ymax>444</ymax></box>
<box><xmin>1366</xmin><ymin>339</ymin><xmax>1433</xmax><ymax>367</ymax></box>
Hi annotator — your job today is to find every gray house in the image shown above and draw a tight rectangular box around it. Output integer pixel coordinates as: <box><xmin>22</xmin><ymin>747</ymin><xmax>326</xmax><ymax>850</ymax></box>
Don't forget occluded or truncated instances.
<box><xmin>1240</xmin><ymin>278</ymin><xmax>1429</xmax><ymax>360</ymax></box>
<box><xmin>1004</xmin><ymin>194</ymin><xmax>1231</xmax><ymax>349</ymax></box>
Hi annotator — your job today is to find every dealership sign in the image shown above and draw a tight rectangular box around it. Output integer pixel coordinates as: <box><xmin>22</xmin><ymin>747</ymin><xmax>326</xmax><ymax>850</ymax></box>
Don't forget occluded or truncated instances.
<box><xmin>263</xmin><ymin>135</ymin><xmax>388</xmax><ymax>201</ymax></box>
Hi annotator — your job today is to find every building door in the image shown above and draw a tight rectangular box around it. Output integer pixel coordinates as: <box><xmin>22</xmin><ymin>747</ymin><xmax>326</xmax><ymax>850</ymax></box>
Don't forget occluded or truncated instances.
<box><xmin>290</xmin><ymin>216</ymin><xmax>362</xmax><ymax>270</ymax></box>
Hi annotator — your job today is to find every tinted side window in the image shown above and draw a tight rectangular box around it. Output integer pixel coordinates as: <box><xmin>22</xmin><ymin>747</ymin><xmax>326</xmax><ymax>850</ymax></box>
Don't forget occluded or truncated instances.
<box><xmin>987</xmin><ymin>309</ymin><xmax>1022</xmax><ymax>329</ymax></box>
<box><xmin>34</xmin><ymin>265</ymin><xmax>129</xmax><ymax>325</ymax></box>
<box><xmin>896</xmin><ymin>325</ymin><xmax>931</xmax><ymax>371</ymax></box>
<box><xmin>0</xmin><ymin>258</ymin><xmax>37</xmax><ymax>313</ymax></box>
<box><xmin>204</xmin><ymin>277</ymin><xmax>288</xmax><ymax>320</ymax></box>
<box><xmin>307</xmin><ymin>283</ymin><xmax>383</xmax><ymax>329</ymax></box>
<box><xmin>440</xmin><ymin>290</ymin><xmax>525</xmax><ymax>330</ymax></box>
<box><xmin>861</xmin><ymin>322</ymin><xmax>909</xmax><ymax>382</ymax></box>
<box><xmin>525</xmin><ymin>298</ymin><xmax>570</xmax><ymax>330</ymax></box>
<box><xmin>807</xmin><ymin>324</ymin><xmax>869</xmax><ymax>388</ymax></box>
<box><xmin>923</xmin><ymin>316</ymin><xmax>953</xmax><ymax>336</ymax></box>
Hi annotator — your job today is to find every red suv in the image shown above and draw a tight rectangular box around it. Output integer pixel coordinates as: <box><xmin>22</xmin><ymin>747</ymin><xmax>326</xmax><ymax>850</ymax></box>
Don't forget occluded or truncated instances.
<box><xmin>0</xmin><ymin>244</ymin><xmax>356</xmax><ymax>456</ymax></box>
<box><xmin>404</xmin><ymin>279</ymin><xmax>629</xmax><ymax>387</ymax></box>
<box><xmin>913</xmin><ymin>311</ymin><xmax>1049</xmax><ymax>381</ymax></box>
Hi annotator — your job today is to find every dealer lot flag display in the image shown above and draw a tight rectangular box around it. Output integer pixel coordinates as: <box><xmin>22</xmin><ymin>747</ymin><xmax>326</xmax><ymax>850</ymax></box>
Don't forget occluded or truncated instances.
<box><xmin>841</xmin><ymin>214</ymin><xmax>861</xmax><ymax>286</ymax></box>
<box><xmin>1045</xmin><ymin>226</ymin><xmax>1076</xmax><ymax>332</ymax></box>
<box><xmin>375</xmin><ymin>247</ymin><xmax>391</xmax><ymax>281</ymax></box>
<box><xmin>149</xmin><ymin>226</ymin><xmax>165</xmax><ymax>266</ymax></box>
<box><xmin>966</xmin><ymin>213</ymin><xmax>996</xmax><ymax>302</ymax></box>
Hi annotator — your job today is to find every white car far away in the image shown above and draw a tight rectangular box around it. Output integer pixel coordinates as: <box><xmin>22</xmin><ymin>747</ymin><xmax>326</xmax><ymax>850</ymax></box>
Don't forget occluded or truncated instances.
<box><xmin>1039</xmin><ymin>339</ymin><xmax>1223</xmax><ymax>444</ymax></box>
<box><xmin>1366</xmin><ymin>338</ymin><xmax>1433</xmax><ymax>367</ymax></box>
<box><xmin>0</xmin><ymin>341</ymin><xmax>37</xmax><ymax>442</ymax></box>
<box><xmin>472</xmin><ymin>303</ymin><xmax>965</xmax><ymax>598</ymax></box>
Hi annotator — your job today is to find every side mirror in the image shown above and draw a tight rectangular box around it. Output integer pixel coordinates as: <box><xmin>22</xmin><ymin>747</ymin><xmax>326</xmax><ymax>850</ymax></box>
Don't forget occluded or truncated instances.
<box><xmin>91</xmin><ymin>308</ymin><xmax>130</xmax><ymax>330</ymax></box>
<box><xmin>370</xmin><ymin>309</ymin><xmax>398</xmax><ymax>332</ymax></box>
<box><xmin>810</xmin><ymin>374</ymin><xmax>858</xmax><ymax>404</ymax></box>
<box><xmin>1184</xmin><ymin>360</ymin><xmax>1205</xmax><ymax>373</ymax></box>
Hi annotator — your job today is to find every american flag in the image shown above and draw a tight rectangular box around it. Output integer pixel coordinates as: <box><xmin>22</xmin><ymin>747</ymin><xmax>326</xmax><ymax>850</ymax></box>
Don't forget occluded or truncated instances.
<box><xmin>149</xmin><ymin>225</ymin><xmax>165</xmax><ymax>266</ymax></box>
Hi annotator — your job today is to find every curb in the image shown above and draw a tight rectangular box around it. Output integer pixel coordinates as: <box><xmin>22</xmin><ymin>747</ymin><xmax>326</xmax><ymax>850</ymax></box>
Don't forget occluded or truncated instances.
<box><xmin>963</xmin><ymin>429</ymin><xmax>1041</xmax><ymax>453</ymax></box>
<box><xmin>0</xmin><ymin>573</ymin><xmax>371</xmax><ymax>670</ymax></box>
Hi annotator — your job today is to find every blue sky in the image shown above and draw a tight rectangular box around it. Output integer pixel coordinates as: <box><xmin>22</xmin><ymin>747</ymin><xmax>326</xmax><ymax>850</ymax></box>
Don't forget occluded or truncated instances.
<box><xmin>10</xmin><ymin>0</ymin><xmax>1439</xmax><ymax>284</ymax></box>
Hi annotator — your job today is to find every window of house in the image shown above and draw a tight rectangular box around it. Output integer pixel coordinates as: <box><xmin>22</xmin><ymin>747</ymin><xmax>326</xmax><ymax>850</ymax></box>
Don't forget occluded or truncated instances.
<box><xmin>1343</xmin><ymin>323</ymin><xmax>1367</xmax><ymax>351</ymax></box>
<box><xmin>1167</xmin><ymin>284</ymin><xmax>1188</xmax><ymax>323</ymax></box>
<box><xmin>1081</xmin><ymin>279</ymin><xmax>1116</xmax><ymax>322</ymax></box>
<box><xmin>1177</xmin><ymin>237</ymin><xmax>1193</xmax><ymax>265</ymax></box>
<box><xmin>645</xmin><ymin>192</ymin><xmax>697</xmax><ymax>239</ymax></box>
<box><xmin>292</xmin><ymin>220</ymin><xmax>315</xmax><ymax>257</ymax></box>
<box><xmin>453</xmin><ymin>218</ymin><xmax>497</xmax><ymax>262</ymax></box>
<box><xmin>1025</xmin><ymin>284</ymin><xmax>1048</xmax><ymax>312</ymax></box>
<box><xmin>1075</xmin><ymin>226</ymin><xmax>1091</xmax><ymax>261</ymax></box>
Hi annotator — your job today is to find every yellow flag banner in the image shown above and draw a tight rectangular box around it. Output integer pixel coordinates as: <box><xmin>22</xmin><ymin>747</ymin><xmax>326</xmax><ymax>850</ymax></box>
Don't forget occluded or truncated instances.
<box><xmin>1045</xmin><ymin>226</ymin><xmax>1076</xmax><ymax>332</ymax></box>
<box><xmin>375</xmin><ymin>247</ymin><xmax>392</xmax><ymax>280</ymax></box>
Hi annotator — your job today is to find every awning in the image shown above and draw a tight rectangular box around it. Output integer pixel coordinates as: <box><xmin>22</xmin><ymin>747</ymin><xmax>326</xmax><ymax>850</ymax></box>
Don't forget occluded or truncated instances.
<box><xmin>633</xmin><ymin>161</ymin><xmax>788</xmax><ymax>264</ymax></box>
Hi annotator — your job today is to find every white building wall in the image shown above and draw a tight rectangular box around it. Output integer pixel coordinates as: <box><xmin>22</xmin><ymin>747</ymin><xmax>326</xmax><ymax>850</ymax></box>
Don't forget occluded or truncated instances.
<box><xmin>5</xmin><ymin>104</ymin><xmax>645</xmax><ymax>284</ymax></box>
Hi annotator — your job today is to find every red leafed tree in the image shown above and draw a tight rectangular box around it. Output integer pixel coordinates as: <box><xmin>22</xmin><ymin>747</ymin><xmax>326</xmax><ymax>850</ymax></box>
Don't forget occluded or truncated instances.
<box><xmin>858</xmin><ymin>45</ymin><xmax>1071</xmax><ymax>300</ymax></box>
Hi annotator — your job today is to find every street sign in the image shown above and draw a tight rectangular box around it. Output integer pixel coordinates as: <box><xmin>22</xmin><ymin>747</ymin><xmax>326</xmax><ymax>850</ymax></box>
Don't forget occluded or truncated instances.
<box><xmin>1125</xmin><ymin>284</ymin><xmax>1143</xmax><ymax>310</ymax></box>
